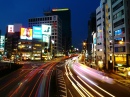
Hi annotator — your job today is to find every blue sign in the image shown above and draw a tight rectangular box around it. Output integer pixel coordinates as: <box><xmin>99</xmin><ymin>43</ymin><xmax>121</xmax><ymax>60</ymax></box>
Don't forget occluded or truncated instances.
<box><xmin>94</xmin><ymin>38</ymin><xmax>96</xmax><ymax>44</ymax></box>
<box><xmin>43</xmin><ymin>35</ymin><xmax>49</xmax><ymax>43</ymax></box>
<box><xmin>115</xmin><ymin>29</ymin><xmax>122</xmax><ymax>36</ymax></box>
<box><xmin>33</xmin><ymin>26</ymin><xmax>42</xmax><ymax>40</ymax></box>
<box><xmin>115</xmin><ymin>37</ymin><xmax>123</xmax><ymax>40</ymax></box>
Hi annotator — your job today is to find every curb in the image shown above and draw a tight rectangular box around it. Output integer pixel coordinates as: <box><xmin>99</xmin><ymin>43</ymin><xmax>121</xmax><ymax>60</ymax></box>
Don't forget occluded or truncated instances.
<box><xmin>114</xmin><ymin>79</ymin><xmax>130</xmax><ymax>87</ymax></box>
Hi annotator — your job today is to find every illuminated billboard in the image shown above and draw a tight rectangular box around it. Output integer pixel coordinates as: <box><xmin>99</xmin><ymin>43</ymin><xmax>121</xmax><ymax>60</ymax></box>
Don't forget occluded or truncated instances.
<box><xmin>43</xmin><ymin>35</ymin><xmax>49</xmax><ymax>43</ymax></box>
<box><xmin>20</xmin><ymin>28</ymin><xmax>32</xmax><ymax>40</ymax></box>
<box><xmin>93</xmin><ymin>33</ymin><xmax>96</xmax><ymax>44</ymax></box>
<box><xmin>42</xmin><ymin>25</ymin><xmax>52</xmax><ymax>35</ymax></box>
<box><xmin>52</xmin><ymin>8</ymin><xmax>69</xmax><ymax>11</ymax></box>
<box><xmin>33</xmin><ymin>26</ymin><xmax>42</xmax><ymax>41</ymax></box>
<box><xmin>8</xmin><ymin>25</ymin><xmax>14</xmax><ymax>33</ymax></box>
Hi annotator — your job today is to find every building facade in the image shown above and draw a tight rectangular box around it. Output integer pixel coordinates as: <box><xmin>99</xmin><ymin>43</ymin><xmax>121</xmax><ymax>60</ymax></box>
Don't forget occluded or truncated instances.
<box><xmin>51</xmin><ymin>8</ymin><xmax>72</xmax><ymax>52</ymax></box>
<box><xmin>28</xmin><ymin>15</ymin><xmax>62</xmax><ymax>55</ymax></box>
<box><xmin>95</xmin><ymin>0</ymin><xmax>130</xmax><ymax>70</ymax></box>
<box><xmin>0</xmin><ymin>35</ymin><xmax>5</xmax><ymax>55</ymax></box>
<box><xmin>112</xmin><ymin>0</ymin><xmax>130</xmax><ymax>67</ymax></box>
<box><xmin>87</xmin><ymin>12</ymin><xmax>96</xmax><ymax>55</ymax></box>
<box><xmin>5</xmin><ymin>24</ymin><xmax>22</xmax><ymax>59</ymax></box>
<box><xmin>96</xmin><ymin>0</ymin><xmax>106</xmax><ymax>68</ymax></box>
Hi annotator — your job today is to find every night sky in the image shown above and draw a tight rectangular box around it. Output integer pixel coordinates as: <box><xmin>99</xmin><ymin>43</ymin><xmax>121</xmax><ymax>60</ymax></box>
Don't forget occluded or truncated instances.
<box><xmin>0</xmin><ymin>0</ymin><xmax>99</xmax><ymax>50</ymax></box>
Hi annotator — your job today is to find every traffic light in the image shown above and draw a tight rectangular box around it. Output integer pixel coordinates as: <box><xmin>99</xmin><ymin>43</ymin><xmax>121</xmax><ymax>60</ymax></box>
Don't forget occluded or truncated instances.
<box><xmin>44</xmin><ymin>48</ymin><xmax>47</xmax><ymax>53</ymax></box>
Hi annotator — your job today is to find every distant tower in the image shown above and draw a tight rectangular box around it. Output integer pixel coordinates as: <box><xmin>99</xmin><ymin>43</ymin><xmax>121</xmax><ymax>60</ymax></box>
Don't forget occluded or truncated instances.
<box><xmin>87</xmin><ymin>12</ymin><xmax>96</xmax><ymax>55</ymax></box>
<box><xmin>51</xmin><ymin>8</ymin><xmax>72</xmax><ymax>52</ymax></box>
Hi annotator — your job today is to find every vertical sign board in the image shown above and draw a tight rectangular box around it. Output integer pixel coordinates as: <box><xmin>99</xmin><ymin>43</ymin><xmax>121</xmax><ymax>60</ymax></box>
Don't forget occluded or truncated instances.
<box><xmin>42</xmin><ymin>24</ymin><xmax>52</xmax><ymax>48</ymax></box>
<box><xmin>93</xmin><ymin>33</ymin><xmax>97</xmax><ymax>52</ymax></box>
<box><xmin>8</xmin><ymin>25</ymin><xmax>14</xmax><ymax>33</ymax></box>
<box><xmin>42</xmin><ymin>24</ymin><xmax>52</xmax><ymax>35</ymax></box>
<box><xmin>43</xmin><ymin>34</ymin><xmax>49</xmax><ymax>43</ymax></box>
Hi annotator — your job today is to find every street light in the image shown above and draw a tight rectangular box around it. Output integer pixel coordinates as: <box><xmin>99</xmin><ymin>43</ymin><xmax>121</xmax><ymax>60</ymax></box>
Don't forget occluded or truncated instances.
<box><xmin>82</xmin><ymin>41</ymin><xmax>87</xmax><ymax>64</ymax></box>
<box><xmin>82</xmin><ymin>41</ymin><xmax>87</xmax><ymax>54</ymax></box>
<box><xmin>83</xmin><ymin>42</ymin><xmax>86</xmax><ymax>47</ymax></box>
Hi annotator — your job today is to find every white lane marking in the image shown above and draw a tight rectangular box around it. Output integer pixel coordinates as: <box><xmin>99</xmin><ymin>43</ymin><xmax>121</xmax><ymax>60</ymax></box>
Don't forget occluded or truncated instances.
<box><xmin>68</xmin><ymin>89</ymin><xmax>73</xmax><ymax>97</ymax></box>
<box><xmin>77</xmin><ymin>76</ymin><xmax>104</xmax><ymax>97</ymax></box>
<box><xmin>74</xmin><ymin>69</ymin><xmax>115</xmax><ymax>97</ymax></box>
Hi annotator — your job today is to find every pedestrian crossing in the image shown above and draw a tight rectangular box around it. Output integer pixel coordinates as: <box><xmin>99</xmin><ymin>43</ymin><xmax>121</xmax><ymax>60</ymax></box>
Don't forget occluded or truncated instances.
<box><xmin>56</xmin><ymin>69</ymin><xmax>67</xmax><ymax>97</ymax></box>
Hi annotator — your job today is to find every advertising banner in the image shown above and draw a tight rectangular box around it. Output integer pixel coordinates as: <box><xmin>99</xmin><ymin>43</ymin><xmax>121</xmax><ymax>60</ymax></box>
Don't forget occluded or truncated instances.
<box><xmin>8</xmin><ymin>25</ymin><xmax>14</xmax><ymax>33</ymax></box>
<box><xmin>33</xmin><ymin>26</ymin><xmax>42</xmax><ymax>41</ymax></box>
<box><xmin>42</xmin><ymin>25</ymin><xmax>52</xmax><ymax>35</ymax></box>
<box><xmin>43</xmin><ymin>34</ymin><xmax>49</xmax><ymax>43</ymax></box>
<box><xmin>20</xmin><ymin>28</ymin><xmax>32</xmax><ymax>40</ymax></box>
<box><xmin>93</xmin><ymin>33</ymin><xmax>96</xmax><ymax>44</ymax></box>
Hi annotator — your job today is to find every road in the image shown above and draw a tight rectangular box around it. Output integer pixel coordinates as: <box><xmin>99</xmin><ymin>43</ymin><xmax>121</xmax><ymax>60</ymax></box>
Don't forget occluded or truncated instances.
<box><xmin>1</xmin><ymin>56</ymin><xmax>130</xmax><ymax>97</ymax></box>
<box><xmin>56</xmin><ymin>56</ymin><xmax>130</xmax><ymax>97</ymax></box>
<box><xmin>0</xmin><ymin>60</ymin><xmax>58</xmax><ymax>97</ymax></box>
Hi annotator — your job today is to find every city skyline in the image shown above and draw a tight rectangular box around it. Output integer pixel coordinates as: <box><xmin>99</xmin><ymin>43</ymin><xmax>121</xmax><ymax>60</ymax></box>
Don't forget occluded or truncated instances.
<box><xmin>0</xmin><ymin>0</ymin><xmax>99</xmax><ymax>50</ymax></box>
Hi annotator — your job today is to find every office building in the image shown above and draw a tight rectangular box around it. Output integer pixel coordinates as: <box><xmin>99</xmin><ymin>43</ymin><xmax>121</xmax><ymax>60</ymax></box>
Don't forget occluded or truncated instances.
<box><xmin>51</xmin><ymin>8</ymin><xmax>72</xmax><ymax>52</ymax></box>
<box><xmin>18</xmin><ymin>27</ymin><xmax>33</xmax><ymax>60</ymax></box>
<box><xmin>96</xmin><ymin>0</ymin><xmax>107</xmax><ymax>68</ymax></box>
<box><xmin>112</xmin><ymin>0</ymin><xmax>130</xmax><ymax>67</ymax></box>
<box><xmin>5</xmin><ymin>24</ymin><xmax>22</xmax><ymax>59</ymax></box>
<box><xmin>95</xmin><ymin>0</ymin><xmax>130</xmax><ymax>70</ymax></box>
<box><xmin>28</xmin><ymin>15</ymin><xmax>62</xmax><ymax>56</ymax></box>
<box><xmin>87</xmin><ymin>12</ymin><xmax>96</xmax><ymax>57</ymax></box>
<box><xmin>0</xmin><ymin>35</ymin><xmax>5</xmax><ymax>55</ymax></box>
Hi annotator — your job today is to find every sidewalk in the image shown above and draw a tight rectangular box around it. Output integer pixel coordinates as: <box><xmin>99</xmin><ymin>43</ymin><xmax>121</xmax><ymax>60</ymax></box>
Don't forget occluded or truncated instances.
<box><xmin>101</xmin><ymin>69</ymin><xmax>130</xmax><ymax>87</ymax></box>
<box><xmin>86</xmin><ymin>64</ymin><xmax>130</xmax><ymax>87</ymax></box>
<box><xmin>79</xmin><ymin>55</ymin><xmax>130</xmax><ymax>87</ymax></box>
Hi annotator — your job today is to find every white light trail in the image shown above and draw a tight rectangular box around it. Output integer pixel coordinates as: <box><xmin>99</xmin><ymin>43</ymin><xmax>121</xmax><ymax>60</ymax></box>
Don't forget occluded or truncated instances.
<box><xmin>74</xmin><ymin>68</ymin><xmax>115</xmax><ymax>97</ymax></box>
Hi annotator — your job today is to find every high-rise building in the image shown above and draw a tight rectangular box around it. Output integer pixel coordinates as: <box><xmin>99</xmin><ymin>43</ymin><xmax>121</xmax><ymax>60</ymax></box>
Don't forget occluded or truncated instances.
<box><xmin>87</xmin><ymin>12</ymin><xmax>96</xmax><ymax>56</ymax></box>
<box><xmin>5</xmin><ymin>24</ymin><xmax>22</xmax><ymax>59</ymax></box>
<box><xmin>95</xmin><ymin>0</ymin><xmax>130</xmax><ymax>70</ymax></box>
<box><xmin>51</xmin><ymin>8</ymin><xmax>72</xmax><ymax>52</ymax></box>
<box><xmin>104</xmin><ymin>0</ymin><xmax>113</xmax><ymax>70</ymax></box>
<box><xmin>96</xmin><ymin>0</ymin><xmax>107</xmax><ymax>68</ymax></box>
<box><xmin>18</xmin><ymin>27</ymin><xmax>33</xmax><ymax>60</ymax></box>
<box><xmin>28</xmin><ymin>15</ymin><xmax>62</xmax><ymax>56</ymax></box>
<box><xmin>112</xmin><ymin>0</ymin><xmax>130</xmax><ymax>67</ymax></box>
<box><xmin>0</xmin><ymin>30</ymin><xmax>5</xmax><ymax>56</ymax></box>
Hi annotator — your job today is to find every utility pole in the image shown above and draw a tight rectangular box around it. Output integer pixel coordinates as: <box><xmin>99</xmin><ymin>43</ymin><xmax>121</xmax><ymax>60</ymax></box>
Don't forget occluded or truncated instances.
<box><xmin>82</xmin><ymin>41</ymin><xmax>87</xmax><ymax>64</ymax></box>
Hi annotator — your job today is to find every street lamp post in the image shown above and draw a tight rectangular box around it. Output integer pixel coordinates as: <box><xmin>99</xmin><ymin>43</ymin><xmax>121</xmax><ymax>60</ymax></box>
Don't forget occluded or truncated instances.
<box><xmin>82</xmin><ymin>41</ymin><xmax>87</xmax><ymax>64</ymax></box>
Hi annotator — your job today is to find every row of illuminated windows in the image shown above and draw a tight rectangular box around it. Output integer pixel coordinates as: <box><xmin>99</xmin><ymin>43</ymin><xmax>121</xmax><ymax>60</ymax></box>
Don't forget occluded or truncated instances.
<box><xmin>29</xmin><ymin>21</ymin><xmax>58</xmax><ymax>25</ymax></box>
<box><xmin>29</xmin><ymin>17</ymin><xmax>53</xmax><ymax>22</ymax></box>
<box><xmin>33</xmin><ymin>51</ymin><xmax>41</xmax><ymax>53</ymax></box>
<box><xmin>18</xmin><ymin>45</ymin><xmax>32</xmax><ymax>49</ymax></box>
<box><xmin>18</xmin><ymin>42</ymin><xmax>31</xmax><ymax>45</ymax></box>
